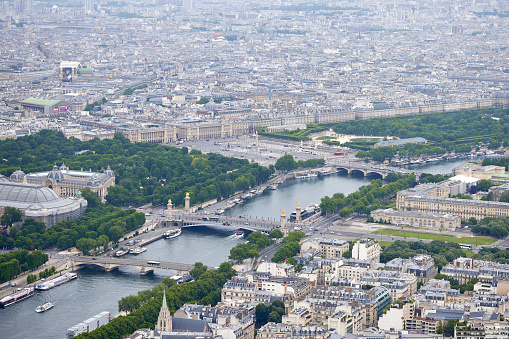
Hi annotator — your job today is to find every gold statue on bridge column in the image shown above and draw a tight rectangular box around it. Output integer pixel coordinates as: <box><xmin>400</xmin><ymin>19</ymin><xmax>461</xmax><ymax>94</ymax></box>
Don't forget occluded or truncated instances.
<box><xmin>184</xmin><ymin>192</ymin><xmax>191</xmax><ymax>211</ymax></box>
<box><xmin>281</xmin><ymin>210</ymin><xmax>288</xmax><ymax>235</ymax></box>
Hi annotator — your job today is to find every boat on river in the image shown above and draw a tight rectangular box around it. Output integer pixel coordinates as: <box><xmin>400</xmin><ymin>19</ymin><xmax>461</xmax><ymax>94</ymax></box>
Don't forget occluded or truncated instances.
<box><xmin>0</xmin><ymin>287</ymin><xmax>34</xmax><ymax>308</ymax></box>
<box><xmin>163</xmin><ymin>228</ymin><xmax>182</xmax><ymax>239</ymax></box>
<box><xmin>129</xmin><ymin>246</ymin><xmax>147</xmax><ymax>255</ymax></box>
<box><xmin>114</xmin><ymin>249</ymin><xmax>129</xmax><ymax>257</ymax></box>
<box><xmin>35</xmin><ymin>302</ymin><xmax>54</xmax><ymax>313</ymax></box>
<box><xmin>35</xmin><ymin>273</ymin><xmax>77</xmax><ymax>291</ymax></box>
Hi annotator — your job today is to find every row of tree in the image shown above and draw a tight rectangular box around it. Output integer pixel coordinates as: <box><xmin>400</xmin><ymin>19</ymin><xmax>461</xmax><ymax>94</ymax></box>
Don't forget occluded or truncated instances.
<box><xmin>0</xmin><ymin>249</ymin><xmax>48</xmax><ymax>283</ymax></box>
<box><xmin>228</xmin><ymin>231</ymin><xmax>275</xmax><ymax>262</ymax></box>
<box><xmin>471</xmin><ymin>216</ymin><xmax>509</xmax><ymax>238</ymax></box>
<box><xmin>472</xmin><ymin>247</ymin><xmax>509</xmax><ymax>264</ymax></box>
<box><xmin>380</xmin><ymin>240</ymin><xmax>468</xmax><ymax>270</ymax></box>
<box><xmin>271</xmin><ymin>231</ymin><xmax>306</xmax><ymax>263</ymax></box>
<box><xmin>320</xmin><ymin>174</ymin><xmax>417</xmax><ymax>217</ymax></box>
<box><xmin>274</xmin><ymin>154</ymin><xmax>325</xmax><ymax>171</ymax></box>
<box><xmin>76</xmin><ymin>262</ymin><xmax>237</xmax><ymax>339</ymax></box>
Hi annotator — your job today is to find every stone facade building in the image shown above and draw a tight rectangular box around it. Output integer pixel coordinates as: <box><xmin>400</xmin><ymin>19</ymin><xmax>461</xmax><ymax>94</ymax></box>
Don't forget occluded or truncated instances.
<box><xmin>10</xmin><ymin>163</ymin><xmax>115</xmax><ymax>200</ymax></box>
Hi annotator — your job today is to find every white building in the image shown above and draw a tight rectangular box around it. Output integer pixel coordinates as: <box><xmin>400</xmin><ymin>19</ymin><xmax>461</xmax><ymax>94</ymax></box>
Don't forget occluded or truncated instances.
<box><xmin>352</xmin><ymin>239</ymin><xmax>381</xmax><ymax>263</ymax></box>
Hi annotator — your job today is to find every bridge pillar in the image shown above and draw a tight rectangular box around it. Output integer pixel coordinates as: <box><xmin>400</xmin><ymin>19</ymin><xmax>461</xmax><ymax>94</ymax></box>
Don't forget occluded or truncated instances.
<box><xmin>139</xmin><ymin>267</ymin><xmax>154</xmax><ymax>275</ymax></box>
<box><xmin>104</xmin><ymin>264</ymin><xmax>119</xmax><ymax>272</ymax></box>
<box><xmin>166</xmin><ymin>199</ymin><xmax>173</xmax><ymax>220</ymax></box>
<box><xmin>184</xmin><ymin>192</ymin><xmax>190</xmax><ymax>212</ymax></box>
<box><xmin>295</xmin><ymin>202</ymin><xmax>301</xmax><ymax>223</ymax></box>
<box><xmin>280</xmin><ymin>210</ymin><xmax>287</xmax><ymax>235</ymax></box>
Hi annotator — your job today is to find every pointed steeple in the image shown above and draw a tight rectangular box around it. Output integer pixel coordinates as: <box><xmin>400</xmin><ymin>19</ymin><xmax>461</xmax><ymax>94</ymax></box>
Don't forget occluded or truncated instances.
<box><xmin>162</xmin><ymin>289</ymin><xmax>167</xmax><ymax>310</ymax></box>
<box><xmin>156</xmin><ymin>288</ymin><xmax>172</xmax><ymax>332</ymax></box>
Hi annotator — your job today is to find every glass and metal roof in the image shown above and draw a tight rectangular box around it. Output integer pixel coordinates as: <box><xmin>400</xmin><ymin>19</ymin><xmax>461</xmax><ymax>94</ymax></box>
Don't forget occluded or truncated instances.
<box><xmin>0</xmin><ymin>182</ymin><xmax>59</xmax><ymax>203</ymax></box>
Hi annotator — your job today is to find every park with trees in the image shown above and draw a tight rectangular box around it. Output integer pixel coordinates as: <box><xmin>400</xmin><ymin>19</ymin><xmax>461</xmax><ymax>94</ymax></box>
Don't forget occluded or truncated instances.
<box><xmin>0</xmin><ymin>188</ymin><xmax>146</xmax><ymax>252</ymax></box>
<box><xmin>261</xmin><ymin>107</ymin><xmax>509</xmax><ymax>162</ymax></box>
<box><xmin>0</xmin><ymin>130</ymin><xmax>273</xmax><ymax>208</ymax></box>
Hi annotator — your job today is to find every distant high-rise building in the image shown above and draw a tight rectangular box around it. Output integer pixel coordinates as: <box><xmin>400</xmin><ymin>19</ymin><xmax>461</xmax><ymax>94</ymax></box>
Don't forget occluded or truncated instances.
<box><xmin>14</xmin><ymin>0</ymin><xmax>23</xmax><ymax>14</ymax></box>
<box><xmin>23</xmin><ymin>0</ymin><xmax>32</xmax><ymax>13</ymax></box>
<box><xmin>183</xmin><ymin>0</ymin><xmax>193</xmax><ymax>12</ymax></box>
<box><xmin>84</xmin><ymin>0</ymin><xmax>94</xmax><ymax>13</ymax></box>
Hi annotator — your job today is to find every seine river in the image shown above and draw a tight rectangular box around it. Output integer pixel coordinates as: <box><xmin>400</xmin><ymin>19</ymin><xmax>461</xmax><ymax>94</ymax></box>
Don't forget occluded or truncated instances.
<box><xmin>0</xmin><ymin>157</ymin><xmax>468</xmax><ymax>338</ymax></box>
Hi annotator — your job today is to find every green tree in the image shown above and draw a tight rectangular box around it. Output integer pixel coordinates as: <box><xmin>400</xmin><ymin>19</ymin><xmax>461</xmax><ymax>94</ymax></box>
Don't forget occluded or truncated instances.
<box><xmin>255</xmin><ymin>303</ymin><xmax>268</xmax><ymax>325</ymax></box>
<box><xmin>1</xmin><ymin>206</ymin><xmax>21</xmax><ymax>227</ymax></box>
<box><xmin>190</xmin><ymin>262</ymin><xmax>208</xmax><ymax>280</ymax></box>
<box><xmin>196</xmin><ymin>97</ymin><xmax>210</xmax><ymax>104</ymax></box>
<box><xmin>274</xmin><ymin>154</ymin><xmax>297</xmax><ymax>171</ymax></box>
<box><xmin>76</xmin><ymin>238</ymin><xmax>97</xmax><ymax>255</ymax></box>
<box><xmin>477</xmin><ymin>179</ymin><xmax>492</xmax><ymax>192</ymax></box>
<box><xmin>269</xmin><ymin>229</ymin><xmax>284</xmax><ymax>239</ymax></box>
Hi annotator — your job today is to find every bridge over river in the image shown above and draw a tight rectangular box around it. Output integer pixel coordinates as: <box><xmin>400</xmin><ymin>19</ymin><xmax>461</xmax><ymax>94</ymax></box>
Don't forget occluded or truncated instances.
<box><xmin>167</xmin><ymin>214</ymin><xmax>282</xmax><ymax>233</ymax></box>
<box><xmin>322</xmin><ymin>161</ymin><xmax>423</xmax><ymax>179</ymax></box>
<box><xmin>71</xmin><ymin>257</ymin><xmax>195</xmax><ymax>275</ymax></box>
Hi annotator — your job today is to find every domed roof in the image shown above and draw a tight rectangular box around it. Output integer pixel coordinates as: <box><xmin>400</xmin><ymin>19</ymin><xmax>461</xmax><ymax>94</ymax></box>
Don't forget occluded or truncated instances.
<box><xmin>0</xmin><ymin>182</ymin><xmax>59</xmax><ymax>203</ymax></box>
<box><xmin>104</xmin><ymin>165</ymin><xmax>114</xmax><ymax>177</ymax></box>
<box><xmin>10</xmin><ymin>170</ymin><xmax>25</xmax><ymax>181</ymax></box>
<box><xmin>47</xmin><ymin>165</ymin><xmax>64</xmax><ymax>181</ymax></box>
<box><xmin>204</xmin><ymin>102</ymin><xmax>218</xmax><ymax>111</ymax></box>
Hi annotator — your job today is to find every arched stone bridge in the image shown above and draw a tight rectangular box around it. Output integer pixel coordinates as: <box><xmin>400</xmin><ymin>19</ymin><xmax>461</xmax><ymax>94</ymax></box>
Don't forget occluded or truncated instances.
<box><xmin>328</xmin><ymin>163</ymin><xmax>421</xmax><ymax>180</ymax></box>
<box><xmin>167</xmin><ymin>215</ymin><xmax>281</xmax><ymax>234</ymax></box>
<box><xmin>72</xmin><ymin>257</ymin><xmax>195</xmax><ymax>276</ymax></box>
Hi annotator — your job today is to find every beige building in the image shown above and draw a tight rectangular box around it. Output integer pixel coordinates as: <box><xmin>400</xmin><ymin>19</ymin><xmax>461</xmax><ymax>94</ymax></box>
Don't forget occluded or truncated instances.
<box><xmin>10</xmin><ymin>163</ymin><xmax>115</xmax><ymax>200</ymax></box>
<box><xmin>455</xmin><ymin>163</ymin><xmax>508</xmax><ymax>181</ymax></box>
<box><xmin>371</xmin><ymin>208</ymin><xmax>461</xmax><ymax>230</ymax></box>
<box><xmin>397</xmin><ymin>191</ymin><xmax>509</xmax><ymax>221</ymax></box>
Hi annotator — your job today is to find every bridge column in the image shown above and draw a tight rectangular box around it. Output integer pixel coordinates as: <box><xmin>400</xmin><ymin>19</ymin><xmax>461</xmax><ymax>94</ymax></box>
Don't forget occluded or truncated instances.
<box><xmin>184</xmin><ymin>192</ymin><xmax>190</xmax><ymax>212</ymax></box>
<box><xmin>280</xmin><ymin>210</ymin><xmax>287</xmax><ymax>235</ymax></box>
<box><xmin>166</xmin><ymin>199</ymin><xmax>173</xmax><ymax>220</ymax></box>
<box><xmin>295</xmin><ymin>202</ymin><xmax>302</xmax><ymax>223</ymax></box>
<box><xmin>139</xmin><ymin>267</ymin><xmax>154</xmax><ymax>275</ymax></box>
<box><xmin>104</xmin><ymin>264</ymin><xmax>119</xmax><ymax>272</ymax></box>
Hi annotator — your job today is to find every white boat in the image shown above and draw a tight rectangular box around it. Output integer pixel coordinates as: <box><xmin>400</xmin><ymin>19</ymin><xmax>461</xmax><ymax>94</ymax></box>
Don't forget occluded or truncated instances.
<box><xmin>0</xmin><ymin>287</ymin><xmax>34</xmax><ymax>308</ymax></box>
<box><xmin>35</xmin><ymin>273</ymin><xmax>78</xmax><ymax>291</ymax></box>
<box><xmin>163</xmin><ymin>228</ymin><xmax>182</xmax><ymax>239</ymax></box>
<box><xmin>129</xmin><ymin>246</ymin><xmax>147</xmax><ymax>255</ymax></box>
<box><xmin>35</xmin><ymin>302</ymin><xmax>54</xmax><ymax>313</ymax></box>
<box><xmin>268</xmin><ymin>184</ymin><xmax>278</xmax><ymax>190</ymax></box>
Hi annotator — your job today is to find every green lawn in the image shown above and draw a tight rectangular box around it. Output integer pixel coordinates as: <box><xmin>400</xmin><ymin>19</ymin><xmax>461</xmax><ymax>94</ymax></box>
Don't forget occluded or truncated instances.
<box><xmin>378</xmin><ymin>240</ymin><xmax>394</xmax><ymax>247</ymax></box>
<box><xmin>464</xmin><ymin>250</ymin><xmax>475</xmax><ymax>258</ymax></box>
<box><xmin>349</xmin><ymin>137</ymin><xmax>382</xmax><ymax>143</ymax></box>
<box><xmin>371</xmin><ymin>229</ymin><xmax>497</xmax><ymax>245</ymax></box>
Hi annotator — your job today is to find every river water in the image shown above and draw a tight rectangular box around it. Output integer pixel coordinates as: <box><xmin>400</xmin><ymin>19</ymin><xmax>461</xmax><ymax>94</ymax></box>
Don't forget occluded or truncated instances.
<box><xmin>0</xmin><ymin>158</ymin><xmax>467</xmax><ymax>338</ymax></box>
<box><xmin>0</xmin><ymin>227</ymin><xmax>244</xmax><ymax>339</ymax></box>
<box><xmin>224</xmin><ymin>173</ymin><xmax>372</xmax><ymax>220</ymax></box>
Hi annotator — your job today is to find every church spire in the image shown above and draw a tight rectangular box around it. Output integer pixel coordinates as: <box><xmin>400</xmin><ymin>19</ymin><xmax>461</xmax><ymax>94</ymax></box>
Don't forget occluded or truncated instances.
<box><xmin>162</xmin><ymin>289</ymin><xmax>167</xmax><ymax>310</ymax></box>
